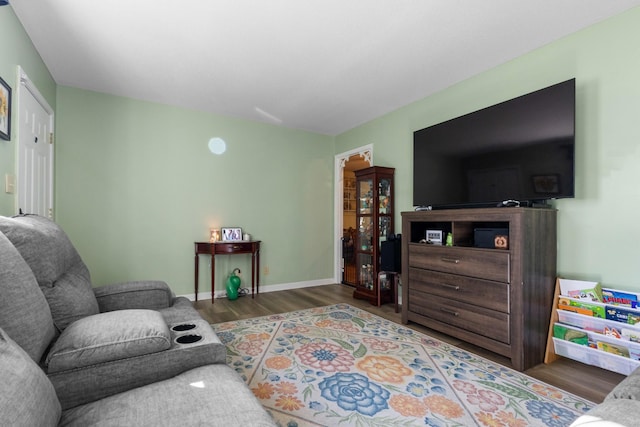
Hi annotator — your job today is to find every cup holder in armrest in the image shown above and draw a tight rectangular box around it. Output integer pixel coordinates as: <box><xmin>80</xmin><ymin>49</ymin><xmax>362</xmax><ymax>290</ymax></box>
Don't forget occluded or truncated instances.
<box><xmin>175</xmin><ymin>334</ymin><xmax>203</xmax><ymax>344</ymax></box>
<box><xmin>171</xmin><ymin>323</ymin><xmax>197</xmax><ymax>332</ymax></box>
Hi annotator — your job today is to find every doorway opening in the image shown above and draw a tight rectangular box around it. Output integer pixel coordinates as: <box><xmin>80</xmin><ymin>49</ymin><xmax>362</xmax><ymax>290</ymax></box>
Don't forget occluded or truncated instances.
<box><xmin>334</xmin><ymin>145</ymin><xmax>372</xmax><ymax>286</ymax></box>
<box><xmin>16</xmin><ymin>66</ymin><xmax>54</xmax><ymax>217</ymax></box>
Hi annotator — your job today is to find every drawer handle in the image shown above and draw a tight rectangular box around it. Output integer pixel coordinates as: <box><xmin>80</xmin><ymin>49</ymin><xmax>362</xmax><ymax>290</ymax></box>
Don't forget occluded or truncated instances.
<box><xmin>441</xmin><ymin>257</ymin><xmax>460</xmax><ymax>264</ymax></box>
<box><xmin>440</xmin><ymin>307</ymin><xmax>459</xmax><ymax>317</ymax></box>
<box><xmin>439</xmin><ymin>283</ymin><xmax>460</xmax><ymax>291</ymax></box>
<box><xmin>232</xmin><ymin>245</ymin><xmax>242</xmax><ymax>250</ymax></box>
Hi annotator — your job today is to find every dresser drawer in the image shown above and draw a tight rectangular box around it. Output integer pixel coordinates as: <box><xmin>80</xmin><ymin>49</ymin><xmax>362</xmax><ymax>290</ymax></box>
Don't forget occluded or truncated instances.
<box><xmin>408</xmin><ymin>245</ymin><xmax>509</xmax><ymax>283</ymax></box>
<box><xmin>408</xmin><ymin>267</ymin><xmax>509</xmax><ymax>313</ymax></box>
<box><xmin>408</xmin><ymin>292</ymin><xmax>510</xmax><ymax>344</ymax></box>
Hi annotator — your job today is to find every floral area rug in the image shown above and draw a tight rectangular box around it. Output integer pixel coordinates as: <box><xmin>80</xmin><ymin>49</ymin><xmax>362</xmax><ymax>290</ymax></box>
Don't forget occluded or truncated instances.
<box><xmin>212</xmin><ymin>304</ymin><xmax>592</xmax><ymax>427</ymax></box>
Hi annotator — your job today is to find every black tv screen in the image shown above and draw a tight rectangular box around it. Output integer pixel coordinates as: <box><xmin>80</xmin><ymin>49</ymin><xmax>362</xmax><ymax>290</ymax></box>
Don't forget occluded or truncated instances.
<box><xmin>413</xmin><ymin>79</ymin><xmax>575</xmax><ymax>209</ymax></box>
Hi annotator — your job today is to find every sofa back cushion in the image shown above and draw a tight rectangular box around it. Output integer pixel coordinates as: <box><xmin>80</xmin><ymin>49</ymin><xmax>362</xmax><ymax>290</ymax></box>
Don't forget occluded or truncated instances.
<box><xmin>0</xmin><ymin>327</ymin><xmax>61</xmax><ymax>427</ymax></box>
<box><xmin>0</xmin><ymin>230</ymin><xmax>56</xmax><ymax>362</ymax></box>
<box><xmin>0</xmin><ymin>215</ymin><xmax>99</xmax><ymax>330</ymax></box>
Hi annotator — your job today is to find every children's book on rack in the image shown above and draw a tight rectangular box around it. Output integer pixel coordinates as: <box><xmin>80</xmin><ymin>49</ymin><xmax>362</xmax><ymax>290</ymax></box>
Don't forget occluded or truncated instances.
<box><xmin>602</xmin><ymin>289</ymin><xmax>639</xmax><ymax>308</ymax></box>
<box><xmin>559</xmin><ymin>279</ymin><xmax>603</xmax><ymax>302</ymax></box>
<box><xmin>558</xmin><ymin>296</ymin><xmax>606</xmax><ymax>318</ymax></box>
<box><xmin>553</xmin><ymin>324</ymin><xmax>588</xmax><ymax>345</ymax></box>
<box><xmin>557</xmin><ymin>279</ymin><xmax>640</xmax><ymax>323</ymax></box>
<box><xmin>550</xmin><ymin>278</ymin><xmax>640</xmax><ymax>374</ymax></box>
<box><xmin>605</xmin><ymin>306</ymin><xmax>640</xmax><ymax>325</ymax></box>
<box><xmin>596</xmin><ymin>341</ymin><xmax>631</xmax><ymax>358</ymax></box>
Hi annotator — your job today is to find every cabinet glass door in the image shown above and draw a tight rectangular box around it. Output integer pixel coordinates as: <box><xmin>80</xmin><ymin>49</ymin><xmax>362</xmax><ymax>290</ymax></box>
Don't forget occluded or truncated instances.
<box><xmin>378</xmin><ymin>178</ymin><xmax>392</xmax><ymax>214</ymax></box>
<box><xmin>356</xmin><ymin>214</ymin><xmax>374</xmax><ymax>290</ymax></box>
<box><xmin>358</xmin><ymin>216</ymin><xmax>373</xmax><ymax>252</ymax></box>
<box><xmin>378</xmin><ymin>177</ymin><xmax>392</xmax><ymax>246</ymax></box>
<box><xmin>379</xmin><ymin>216</ymin><xmax>391</xmax><ymax>243</ymax></box>
<box><xmin>358</xmin><ymin>179</ymin><xmax>373</xmax><ymax>214</ymax></box>
<box><xmin>357</xmin><ymin>253</ymin><xmax>374</xmax><ymax>290</ymax></box>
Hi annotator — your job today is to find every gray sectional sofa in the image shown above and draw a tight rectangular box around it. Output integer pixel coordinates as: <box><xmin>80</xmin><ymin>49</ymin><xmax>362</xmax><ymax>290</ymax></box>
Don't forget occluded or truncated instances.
<box><xmin>0</xmin><ymin>214</ymin><xmax>275</xmax><ymax>426</ymax></box>
<box><xmin>570</xmin><ymin>369</ymin><xmax>640</xmax><ymax>427</ymax></box>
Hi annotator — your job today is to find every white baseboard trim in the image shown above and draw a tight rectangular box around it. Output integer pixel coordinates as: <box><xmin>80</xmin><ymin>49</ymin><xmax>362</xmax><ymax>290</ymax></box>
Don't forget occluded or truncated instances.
<box><xmin>181</xmin><ymin>278</ymin><xmax>336</xmax><ymax>302</ymax></box>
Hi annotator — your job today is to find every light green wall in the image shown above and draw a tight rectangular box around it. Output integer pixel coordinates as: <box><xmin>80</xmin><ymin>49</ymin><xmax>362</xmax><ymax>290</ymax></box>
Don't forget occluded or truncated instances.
<box><xmin>56</xmin><ymin>87</ymin><xmax>334</xmax><ymax>295</ymax></box>
<box><xmin>4</xmin><ymin>4</ymin><xmax>640</xmax><ymax>294</ymax></box>
<box><xmin>0</xmin><ymin>6</ymin><xmax>56</xmax><ymax>214</ymax></box>
<box><xmin>336</xmin><ymin>7</ymin><xmax>640</xmax><ymax>290</ymax></box>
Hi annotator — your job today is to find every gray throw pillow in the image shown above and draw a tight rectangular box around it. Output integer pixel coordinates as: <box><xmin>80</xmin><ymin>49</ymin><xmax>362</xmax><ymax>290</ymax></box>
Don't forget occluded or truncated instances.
<box><xmin>0</xmin><ymin>215</ymin><xmax>99</xmax><ymax>330</ymax></box>
<box><xmin>46</xmin><ymin>309</ymin><xmax>172</xmax><ymax>373</ymax></box>
<box><xmin>0</xmin><ymin>328</ymin><xmax>61</xmax><ymax>427</ymax></box>
<box><xmin>0</xmin><ymin>230</ymin><xmax>56</xmax><ymax>362</ymax></box>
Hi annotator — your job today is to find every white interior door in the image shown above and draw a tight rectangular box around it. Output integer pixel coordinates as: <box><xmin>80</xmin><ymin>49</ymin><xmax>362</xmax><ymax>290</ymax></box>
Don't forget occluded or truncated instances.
<box><xmin>17</xmin><ymin>68</ymin><xmax>54</xmax><ymax>217</ymax></box>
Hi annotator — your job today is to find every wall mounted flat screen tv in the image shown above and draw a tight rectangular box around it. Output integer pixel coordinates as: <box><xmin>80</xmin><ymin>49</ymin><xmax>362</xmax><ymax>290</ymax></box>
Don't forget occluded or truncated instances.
<box><xmin>413</xmin><ymin>78</ymin><xmax>575</xmax><ymax>209</ymax></box>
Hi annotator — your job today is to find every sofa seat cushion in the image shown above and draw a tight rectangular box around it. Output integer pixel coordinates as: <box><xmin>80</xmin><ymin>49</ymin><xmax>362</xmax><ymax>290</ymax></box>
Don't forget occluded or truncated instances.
<box><xmin>0</xmin><ymin>215</ymin><xmax>99</xmax><ymax>330</ymax></box>
<box><xmin>46</xmin><ymin>309</ymin><xmax>171</xmax><ymax>373</ymax></box>
<box><xmin>0</xmin><ymin>328</ymin><xmax>61</xmax><ymax>427</ymax></box>
<box><xmin>0</xmin><ymin>230</ymin><xmax>56</xmax><ymax>363</ymax></box>
<box><xmin>59</xmin><ymin>364</ymin><xmax>275</xmax><ymax>427</ymax></box>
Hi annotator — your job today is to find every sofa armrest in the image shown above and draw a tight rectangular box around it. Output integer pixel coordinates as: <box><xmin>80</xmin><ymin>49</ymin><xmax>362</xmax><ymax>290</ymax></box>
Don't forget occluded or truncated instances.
<box><xmin>94</xmin><ymin>281</ymin><xmax>174</xmax><ymax>312</ymax></box>
<box><xmin>604</xmin><ymin>366</ymin><xmax>640</xmax><ymax>401</ymax></box>
<box><xmin>570</xmin><ymin>398</ymin><xmax>640</xmax><ymax>426</ymax></box>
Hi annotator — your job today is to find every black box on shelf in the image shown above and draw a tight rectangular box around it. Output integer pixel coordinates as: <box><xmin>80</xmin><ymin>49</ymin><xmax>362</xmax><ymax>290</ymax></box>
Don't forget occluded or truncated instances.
<box><xmin>474</xmin><ymin>228</ymin><xmax>509</xmax><ymax>249</ymax></box>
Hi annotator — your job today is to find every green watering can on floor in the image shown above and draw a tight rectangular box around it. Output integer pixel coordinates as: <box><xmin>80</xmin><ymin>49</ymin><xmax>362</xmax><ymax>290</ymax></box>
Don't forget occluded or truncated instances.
<box><xmin>226</xmin><ymin>268</ymin><xmax>241</xmax><ymax>300</ymax></box>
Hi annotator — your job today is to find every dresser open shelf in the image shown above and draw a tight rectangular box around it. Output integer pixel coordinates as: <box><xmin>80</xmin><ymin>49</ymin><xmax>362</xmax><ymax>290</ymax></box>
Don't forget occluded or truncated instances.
<box><xmin>401</xmin><ymin>207</ymin><xmax>557</xmax><ymax>371</ymax></box>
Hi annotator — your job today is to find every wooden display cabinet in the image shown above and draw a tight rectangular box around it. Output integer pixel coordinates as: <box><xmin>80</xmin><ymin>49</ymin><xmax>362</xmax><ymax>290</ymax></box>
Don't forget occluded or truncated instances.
<box><xmin>352</xmin><ymin>166</ymin><xmax>394</xmax><ymax>306</ymax></box>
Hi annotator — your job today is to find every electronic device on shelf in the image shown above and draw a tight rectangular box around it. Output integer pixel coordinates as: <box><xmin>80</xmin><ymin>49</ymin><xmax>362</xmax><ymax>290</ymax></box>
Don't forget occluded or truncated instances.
<box><xmin>413</xmin><ymin>78</ymin><xmax>575</xmax><ymax>210</ymax></box>
<box><xmin>498</xmin><ymin>200</ymin><xmax>520</xmax><ymax>207</ymax></box>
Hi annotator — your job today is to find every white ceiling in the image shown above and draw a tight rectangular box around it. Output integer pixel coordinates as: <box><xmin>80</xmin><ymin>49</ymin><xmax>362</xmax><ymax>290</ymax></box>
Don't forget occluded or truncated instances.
<box><xmin>9</xmin><ymin>0</ymin><xmax>640</xmax><ymax>135</ymax></box>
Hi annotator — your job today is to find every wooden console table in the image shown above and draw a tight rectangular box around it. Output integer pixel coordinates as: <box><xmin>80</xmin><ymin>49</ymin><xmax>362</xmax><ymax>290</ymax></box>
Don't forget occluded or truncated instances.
<box><xmin>194</xmin><ymin>241</ymin><xmax>261</xmax><ymax>303</ymax></box>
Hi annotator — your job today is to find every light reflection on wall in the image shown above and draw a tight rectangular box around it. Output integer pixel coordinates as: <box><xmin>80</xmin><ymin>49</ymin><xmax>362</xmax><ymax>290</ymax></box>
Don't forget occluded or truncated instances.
<box><xmin>208</xmin><ymin>137</ymin><xmax>226</xmax><ymax>155</ymax></box>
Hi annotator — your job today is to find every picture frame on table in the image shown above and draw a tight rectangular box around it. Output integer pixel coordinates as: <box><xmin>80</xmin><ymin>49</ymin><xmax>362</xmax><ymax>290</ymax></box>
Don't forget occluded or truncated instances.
<box><xmin>0</xmin><ymin>76</ymin><xmax>11</xmax><ymax>141</ymax></box>
<box><xmin>221</xmin><ymin>227</ymin><xmax>242</xmax><ymax>241</ymax></box>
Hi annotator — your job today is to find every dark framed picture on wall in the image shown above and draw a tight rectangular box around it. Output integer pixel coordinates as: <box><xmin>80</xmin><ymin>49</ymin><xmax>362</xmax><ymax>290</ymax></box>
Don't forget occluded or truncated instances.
<box><xmin>532</xmin><ymin>174</ymin><xmax>560</xmax><ymax>194</ymax></box>
<box><xmin>0</xmin><ymin>76</ymin><xmax>11</xmax><ymax>141</ymax></box>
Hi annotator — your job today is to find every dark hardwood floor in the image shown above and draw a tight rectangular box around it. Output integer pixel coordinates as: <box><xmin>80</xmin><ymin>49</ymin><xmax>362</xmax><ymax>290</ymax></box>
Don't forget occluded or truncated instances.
<box><xmin>194</xmin><ymin>283</ymin><xmax>624</xmax><ymax>404</ymax></box>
